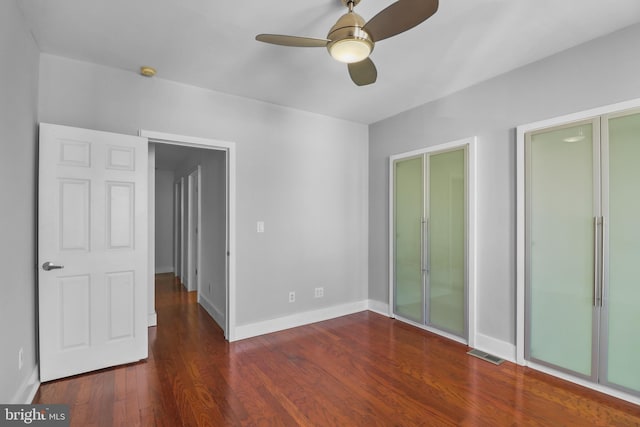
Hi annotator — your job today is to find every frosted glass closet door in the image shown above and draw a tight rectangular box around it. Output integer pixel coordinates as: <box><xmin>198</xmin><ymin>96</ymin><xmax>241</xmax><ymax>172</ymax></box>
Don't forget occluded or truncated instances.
<box><xmin>427</xmin><ymin>149</ymin><xmax>466</xmax><ymax>336</ymax></box>
<box><xmin>527</xmin><ymin>123</ymin><xmax>596</xmax><ymax>377</ymax></box>
<box><xmin>603</xmin><ymin>111</ymin><xmax>640</xmax><ymax>393</ymax></box>
<box><xmin>394</xmin><ymin>157</ymin><xmax>425</xmax><ymax>322</ymax></box>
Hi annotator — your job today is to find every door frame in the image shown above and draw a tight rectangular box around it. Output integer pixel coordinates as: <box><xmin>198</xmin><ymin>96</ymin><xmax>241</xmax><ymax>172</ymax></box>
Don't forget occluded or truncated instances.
<box><xmin>388</xmin><ymin>136</ymin><xmax>477</xmax><ymax>347</ymax></box>
<box><xmin>516</xmin><ymin>97</ymin><xmax>640</xmax><ymax>406</ymax></box>
<box><xmin>173</xmin><ymin>180</ymin><xmax>181</xmax><ymax>280</ymax></box>
<box><xmin>141</xmin><ymin>130</ymin><xmax>237</xmax><ymax>341</ymax></box>
<box><xmin>187</xmin><ymin>166</ymin><xmax>201</xmax><ymax>293</ymax></box>
<box><xmin>180</xmin><ymin>176</ymin><xmax>187</xmax><ymax>287</ymax></box>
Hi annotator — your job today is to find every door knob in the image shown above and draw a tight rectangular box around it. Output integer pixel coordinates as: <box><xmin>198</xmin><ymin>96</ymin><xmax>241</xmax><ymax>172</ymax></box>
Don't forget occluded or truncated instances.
<box><xmin>42</xmin><ymin>262</ymin><xmax>64</xmax><ymax>271</ymax></box>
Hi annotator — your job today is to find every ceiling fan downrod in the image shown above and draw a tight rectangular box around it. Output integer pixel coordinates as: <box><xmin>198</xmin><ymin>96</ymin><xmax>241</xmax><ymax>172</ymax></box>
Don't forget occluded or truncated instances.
<box><xmin>342</xmin><ymin>0</ymin><xmax>361</xmax><ymax>12</ymax></box>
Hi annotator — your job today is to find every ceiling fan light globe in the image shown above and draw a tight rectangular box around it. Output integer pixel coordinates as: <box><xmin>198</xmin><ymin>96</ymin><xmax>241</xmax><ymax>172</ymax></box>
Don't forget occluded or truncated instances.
<box><xmin>329</xmin><ymin>38</ymin><xmax>372</xmax><ymax>63</ymax></box>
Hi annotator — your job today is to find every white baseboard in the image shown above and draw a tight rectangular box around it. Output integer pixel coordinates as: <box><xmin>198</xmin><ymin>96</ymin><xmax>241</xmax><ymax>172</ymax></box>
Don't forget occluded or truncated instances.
<box><xmin>527</xmin><ymin>361</ymin><xmax>640</xmax><ymax>406</ymax></box>
<box><xmin>12</xmin><ymin>366</ymin><xmax>40</xmax><ymax>404</ymax></box>
<box><xmin>474</xmin><ymin>332</ymin><xmax>516</xmax><ymax>363</ymax></box>
<box><xmin>199</xmin><ymin>294</ymin><xmax>225</xmax><ymax>331</ymax></box>
<box><xmin>232</xmin><ymin>300</ymin><xmax>369</xmax><ymax>342</ymax></box>
<box><xmin>148</xmin><ymin>312</ymin><xmax>157</xmax><ymax>327</ymax></box>
<box><xmin>155</xmin><ymin>266</ymin><xmax>174</xmax><ymax>274</ymax></box>
<box><xmin>366</xmin><ymin>299</ymin><xmax>390</xmax><ymax>317</ymax></box>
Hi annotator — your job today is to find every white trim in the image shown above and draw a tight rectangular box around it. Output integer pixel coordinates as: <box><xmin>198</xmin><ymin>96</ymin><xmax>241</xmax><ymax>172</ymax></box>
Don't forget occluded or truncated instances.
<box><xmin>516</xmin><ymin>123</ymin><xmax>526</xmax><ymax>365</ymax></box>
<box><xmin>474</xmin><ymin>333</ymin><xmax>517</xmax><ymax>363</ymax></box>
<box><xmin>12</xmin><ymin>366</ymin><xmax>40</xmax><ymax>404</ymax></box>
<box><xmin>155</xmin><ymin>266</ymin><xmax>174</xmax><ymax>274</ymax></box>
<box><xmin>366</xmin><ymin>300</ymin><xmax>390</xmax><ymax>317</ymax></box>
<box><xmin>527</xmin><ymin>361</ymin><xmax>640</xmax><ymax>406</ymax></box>
<box><xmin>196</xmin><ymin>166</ymin><xmax>202</xmax><ymax>303</ymax></box>
<box><xmin>140</xmin><ymin>130</ymin><xmax>237</xmax><ymax>341</ymax></box>
<box><xmin>517</xmin><ymin>97</ymin><xmax>640</xmax><ymax>137</ymax></box>
<box><xmin>388</xmin><ymin>136</ymin><xmax>478</xmax><ymax>347</ymax></box>
<box><xmin>233</xmin><ymin>301</ymin><xmax>369</xmax><ymax>342</ymax></box>
<box><xmin>173</xmin><ymin>181</ymin><xmax>181</xmax><ymax>279</ymax></box>
<box><xmin>467</xmin><ymin>138</ymin><xmax>477</xmax><ymax>348</ymax></box>
<box><xmin>148</xmin><ymin>146</ymin><xmax>156</xmax><ymax>329</ymax></box>
<box><xmin>180</xmin><ymin>177</ymin><xmax>186</xmax><ymax>287</ymax></box>
<box><xmin>148</xmin><ymin>312</ymin><xmax>157</xmax><ymax>327</ymax></box>
<box><xmin>198</xmin><ymin>293</ymin><xmax>225</xmax><ymax>331</ymax></box>
<box><xmin>187</xmin><ymin>166</ymin><xmax>201</xmax><ymax>293</ymax></box>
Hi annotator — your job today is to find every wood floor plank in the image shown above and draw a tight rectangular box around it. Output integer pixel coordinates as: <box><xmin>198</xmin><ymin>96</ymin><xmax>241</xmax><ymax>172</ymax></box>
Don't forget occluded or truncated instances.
<box><xmin>33</xmin><ymin>273</ymin><xmax>640</xmax><ymax>426</ymax></box>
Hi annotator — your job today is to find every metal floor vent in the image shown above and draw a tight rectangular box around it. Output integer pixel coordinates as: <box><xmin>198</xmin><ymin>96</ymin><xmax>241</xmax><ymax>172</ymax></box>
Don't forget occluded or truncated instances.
<box><xmin>467</xmin><ymin>349</ymin><xmax>505</xmax><ymax>365</ymax></box>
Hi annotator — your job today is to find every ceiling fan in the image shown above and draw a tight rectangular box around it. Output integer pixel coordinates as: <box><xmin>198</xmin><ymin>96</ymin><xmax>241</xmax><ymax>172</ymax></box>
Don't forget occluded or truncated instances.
<box><xmin>255</xmin><ymin>0</ymin><xmax>439</xmax><ymax>86</ymax></box>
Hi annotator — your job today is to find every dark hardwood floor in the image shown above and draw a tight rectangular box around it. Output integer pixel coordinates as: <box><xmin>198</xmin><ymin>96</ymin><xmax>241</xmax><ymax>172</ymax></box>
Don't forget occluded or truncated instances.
<box><xmin>34</xmin><ymin>273</ymin><xmax>640</xmax><ymax>426</ymax></box>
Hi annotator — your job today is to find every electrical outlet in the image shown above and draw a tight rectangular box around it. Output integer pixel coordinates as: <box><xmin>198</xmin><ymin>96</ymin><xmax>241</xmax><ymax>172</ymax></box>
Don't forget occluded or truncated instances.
<box><xmin>257</xmin><ymin>221</ymin><xmax>265</xmax><ymax>233</ymax></box>
<box><xmin>288</xmin><ymin>291</ymin><xmax>295</xmax><ymax>303</ymax></box>
<box><xmin>314</xmin><ymin>287</ymin><xmax>324</xmax><ymax>298</ymax></box>
<box><xmin>18</xmin><ymin>348</ymin><xmax>24</xmax><ymax>370</ymax></box>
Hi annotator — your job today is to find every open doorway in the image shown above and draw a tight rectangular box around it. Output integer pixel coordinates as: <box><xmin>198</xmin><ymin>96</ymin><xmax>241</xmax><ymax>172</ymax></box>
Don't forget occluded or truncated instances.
<box><xmin>146</xmin><ymin>131</ymin><xmax>235</xmax><ymax>340</ymax></box>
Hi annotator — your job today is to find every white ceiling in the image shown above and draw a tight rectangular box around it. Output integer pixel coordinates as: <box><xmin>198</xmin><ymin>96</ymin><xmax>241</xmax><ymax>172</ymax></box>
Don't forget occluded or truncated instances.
<box><xmin>18</xmin><ymin>0</ymin><xmax>640</xmax><ymax>124</ymax></box>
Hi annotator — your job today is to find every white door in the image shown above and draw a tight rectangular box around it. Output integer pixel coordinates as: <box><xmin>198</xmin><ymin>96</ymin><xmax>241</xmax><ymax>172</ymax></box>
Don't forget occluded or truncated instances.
<box><xmin>38</xmin><ymin>123</ymin><xmax>148</xmax><ymax>382</ymax></box>
<box><xmin>174</xmin><ymin>181</ymin><xmax>181</xmax><ymax>279</ymax></box>
<box><xmin>180</xmin><ymin>177</ymin><xmax>188</xmax><ymax>287</ymax></box>
<box><xmin>188</xmin><ymin>168</ymin><xmax>200</xmax><ymax>293</ymax></box>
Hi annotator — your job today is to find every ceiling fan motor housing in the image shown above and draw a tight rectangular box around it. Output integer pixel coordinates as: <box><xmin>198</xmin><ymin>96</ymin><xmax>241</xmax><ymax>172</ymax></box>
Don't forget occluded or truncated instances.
<box><xmin>326</xmin><ymin>12</ymin><xmax>374</xmax><ymax>63</ymax></box>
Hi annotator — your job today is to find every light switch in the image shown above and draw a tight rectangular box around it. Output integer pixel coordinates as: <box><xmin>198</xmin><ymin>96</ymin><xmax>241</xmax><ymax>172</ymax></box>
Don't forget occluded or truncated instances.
<box><xmin>257</xmin><ymin>221</ymin><xmax>265</xmax><ymax>233</ymax></box>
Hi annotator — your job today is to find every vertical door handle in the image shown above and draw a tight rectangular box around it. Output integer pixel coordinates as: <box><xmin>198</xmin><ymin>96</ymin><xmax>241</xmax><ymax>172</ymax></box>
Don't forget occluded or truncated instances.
<box><xmin>420</xmin><ymin>218</ymin><xmax>426</xmax><ymax>273</ymax></box>
<box><xmin>423</xmin><ymin>218</ymin><xmax>429</xmax><ymax>273</ymax></box>
<box><xmin>42</xmin><ymin>262</ymin><xmax>64</xmax><ymax>271</ymax></box>
<box><xmin>600</xmin><ymin>216</ymin><xmax>605</xmax><ymax>307</ymax></box>
<box><xmin>593</xmin><ymin>217</ymin><xmax>598</xmax><ymax>307</ymax></box>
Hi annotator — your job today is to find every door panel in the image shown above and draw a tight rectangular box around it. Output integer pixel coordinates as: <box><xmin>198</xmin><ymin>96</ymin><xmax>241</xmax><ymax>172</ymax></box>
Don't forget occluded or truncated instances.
<box><xmin>59</xmin><ymin>275</ymin><xmax>90</xmax><ymax>349</ymax></box>
<box><xmin>428</xmin><ymin>148</ymin><xmax>466</xmax><ymax>336</ymax></box>
<box><xmin>106</xmin><ymin>182</ymin><xmax>134</xmax><ymax>249</ymax></box>
<box><xmin>39</xmin><ymin>123</ymin><xmax>148</xmax><ymax>382</ymax></box>
<box><xmin>603</xmin><ymin>111</ymin><xmax>640</xmax><ymax>393</ymax></box>
<box><xmin>60</xmin><ymin>179</ymin><xmax>90</xmax><ymax>250</ymax></box>
<box><xmin>526</xmin><ymin>122</ymin><xmax>596</xmax><ymax>377</ymax></box>
<box><xmin>394</xmin><ymin>156</ymin><xmax>424</xmax><ymax>322</ymax></box>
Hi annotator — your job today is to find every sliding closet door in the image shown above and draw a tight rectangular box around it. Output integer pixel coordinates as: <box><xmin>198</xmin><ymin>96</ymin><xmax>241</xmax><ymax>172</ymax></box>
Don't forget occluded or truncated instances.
<box><xmin>601</xmin><ymin>110</ymin><xmax>640</xmax><ymax>393</ymax></box>
<box><xmin>526</xmin><ymin>121</ymin><xmax>598</xmax><ymax>378</ymax></box>
<box><xmin>427</xmin><ymin>148</ymin><xmax>466</xmax><ymax>336</ymax></box>
<box><xmin>394</xmin><ymin>156</ymin><xmax>425</xmax><ymax>323</ymax></box>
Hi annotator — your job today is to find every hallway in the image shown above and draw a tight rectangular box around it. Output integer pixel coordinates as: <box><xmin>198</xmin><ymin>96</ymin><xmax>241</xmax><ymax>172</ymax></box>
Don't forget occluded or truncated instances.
<box><xmin>33</xmin><ymin>273</ymin><xmax>640</xmax><ymax>426</ymax></box>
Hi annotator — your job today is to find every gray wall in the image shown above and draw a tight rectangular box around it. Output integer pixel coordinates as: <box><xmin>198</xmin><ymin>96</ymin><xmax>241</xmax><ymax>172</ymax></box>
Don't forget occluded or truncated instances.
<box><xmin>38</xmin><ymin>54</ymin><xmax>369</xmax><ymax>327</ymax></box>
<box><xmin>155</xmin><ymin>169</ymin><xmax>175</xmax><ymax>273</ymax></box>
<box><xmin>198</xmin><ymin>150</ymin><xmax>227</xmax><ymax>326</ymax></box>
<box><xmin>369</xmin><ymin>23</ymin><xmax>640</xmax><ymax>346</ymax></box>
<box><xmin>0</xmin><ymin>0</ymin><xmax>40</xmax><ymax>403</ymax></box>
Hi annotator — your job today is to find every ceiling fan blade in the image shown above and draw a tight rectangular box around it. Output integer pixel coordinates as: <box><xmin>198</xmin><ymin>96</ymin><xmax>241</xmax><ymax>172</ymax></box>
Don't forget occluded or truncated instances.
<box><xmin>255</xmin><ymin>34</ymin><xmax>330</xmax><ymax>47</ymax></box>
<box><xmin>348</xmin><ymin>58</ymin><xmax>377</xmax><ymax>86</ymax></box>
<box><xmin>363</xmin><ymin>0</ymin><xmax>438</xmax><ymax>42</ymax></box>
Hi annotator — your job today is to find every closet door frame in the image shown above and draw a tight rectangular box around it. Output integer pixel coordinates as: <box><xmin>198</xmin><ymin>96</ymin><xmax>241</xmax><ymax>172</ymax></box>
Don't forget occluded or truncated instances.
<box><xmin>599</xmin><ymin>107</ymin><xmax>640</xmax><ymax>396</ymax></box>
<box><xmin>389</xmin><ymin>136</ymin><xmax>477</xmax><ymax>346</ymax></box>
<box><xmin>523</xmin><ymin>117</ymin><xmax>601</xmax><ymax>382</ymax></box>
<box><xmin>516</xmin><ymin>97</ymin><xmax>640</xmax><ymax>406</ymax></box>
